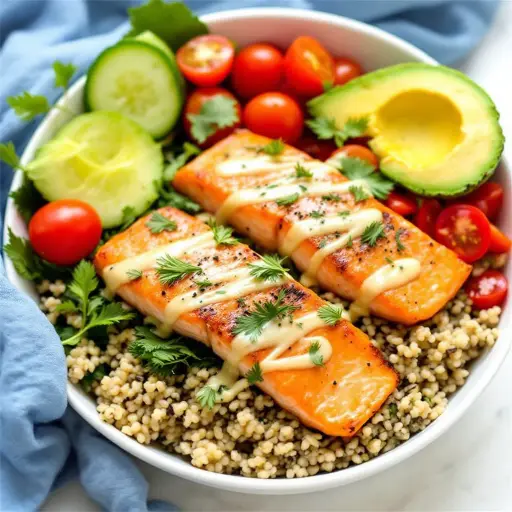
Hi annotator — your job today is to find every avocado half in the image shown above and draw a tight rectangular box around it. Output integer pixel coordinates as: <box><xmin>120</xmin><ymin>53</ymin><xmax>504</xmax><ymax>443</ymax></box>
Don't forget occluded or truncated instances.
<box><xmin>308</xmin><ymin>63</ymin><xmax>504</xmax><ymax>197</ymax></box>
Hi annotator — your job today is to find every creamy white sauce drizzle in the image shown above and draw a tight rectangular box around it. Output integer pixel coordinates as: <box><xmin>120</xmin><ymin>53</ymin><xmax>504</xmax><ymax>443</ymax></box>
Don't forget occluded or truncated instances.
<box><xmin>349</xmin><ymin>258</ymin><xmax>421</xmax><ymax>321</ymax></box>
<box><xmin>102</xmin><ymin>232</ymin><xmax>215</xmax><ymax>293</ymax></box>
<box><xmin>216</xmin><ymin>154</ymin><xmax>306</xmax><ymax>176</ymax></box>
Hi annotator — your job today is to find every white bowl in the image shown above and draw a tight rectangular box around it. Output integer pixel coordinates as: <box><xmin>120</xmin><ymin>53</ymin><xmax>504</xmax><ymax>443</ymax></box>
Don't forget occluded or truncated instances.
<box><xmin>4</xmin><ymin>7</ymin><xmax>511</xmax><ymax>495</ymax></box>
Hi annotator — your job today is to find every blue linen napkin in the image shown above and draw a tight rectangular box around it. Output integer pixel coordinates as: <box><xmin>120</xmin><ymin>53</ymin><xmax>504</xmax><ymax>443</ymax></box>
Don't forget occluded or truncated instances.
<box><xmin>0</xmin><ymin>1</ymin><xmax>499</xmax><ymax>510</ymax></box>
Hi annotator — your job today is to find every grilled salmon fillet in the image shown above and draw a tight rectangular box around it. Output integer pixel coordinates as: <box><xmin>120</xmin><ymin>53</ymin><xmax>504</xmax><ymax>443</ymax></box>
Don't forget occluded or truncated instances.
<box><xmin>94</xmin><ymin>207</ymin><xmax>398</xmax><ymax>437</ymax></box>
<box><xmin>174</xmin><ymin>130</ymin><xmax>472</xmax><ymax>325</ymax></box>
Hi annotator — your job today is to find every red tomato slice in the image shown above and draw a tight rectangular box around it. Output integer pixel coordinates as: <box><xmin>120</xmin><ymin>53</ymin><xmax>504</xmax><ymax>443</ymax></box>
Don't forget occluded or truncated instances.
<box><xmin>330</xmin><ymin>145</ymin><xmax>378</xmax><ymax>168</ymax></box>
<box><xmin>414</xmin><ymin>199</ymin><xmax>443</xmax><ymax>238</ymax></box>
<box><xmin>334</xmin><ymin>57</ymin><xmax>362</xmax><ymax>85</ymax></box>
<box><xmin>489</xmin><ymin>224</ymin><xmax>512</xmax><ymax>253</ymax></box>
<box><xmin>385</xmin><ymin>192</ymin><xmax>418</xmax><ymax>217</ymax></box>
<box><xmin>283</xmin><ymin>36</ymin><xmax>335</xmax><ymax>98</ymax></box>
<box><xmin>243</xmin><ymin>92</ymin><xmax>304</xmax><ymax>144</ymax></box>
<box><xmin>231</xmin><ymin>43</ymin><xmax>284</xmax><ymax>99</ymax></box>
<box><xmin>294</xmin><ymin>134</ymin><xmax>336</xmax><ymax>161</ymax></box>
<box><xmin>466</xmin><ymin>270</ymin><xmax>508</xmax><ymax>309</ymax></box>
<box><xmin>453</xmin><ymin>182</ymin><xmax>504</xmax><ymax>220</ymax></box>
<box><xmin>29</xmin><ymin>199</ymin><xmax>102</xmax><ymax>266</ymax></box>
<box><xmin>183</xmin><ymin>88</ymin><xmax>242</xmax><ymax>148</ymax></box>
<box><xmin>434</xmin><ymin>204</ymin><xmax>491</xmax><ymax>263</ymax></box>
<box><xmin>176</xmin><ymin>35</ymin><xmax>235</xmax><ymax>87</ymax></box>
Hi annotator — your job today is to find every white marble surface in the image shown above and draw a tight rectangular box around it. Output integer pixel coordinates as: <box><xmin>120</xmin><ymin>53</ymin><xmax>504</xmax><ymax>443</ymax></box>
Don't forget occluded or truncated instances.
<box><xmin>43</xmin><ymin>3</ymin><xmax>512</xmax><ymax>511</ymax></box>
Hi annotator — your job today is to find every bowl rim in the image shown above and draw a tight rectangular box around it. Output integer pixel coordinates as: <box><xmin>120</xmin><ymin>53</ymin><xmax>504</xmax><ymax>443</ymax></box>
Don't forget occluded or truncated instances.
<box><xmin>3</xmin><ymin>7</ymin><xmax>511</xmax><ymax>495</ymax></box>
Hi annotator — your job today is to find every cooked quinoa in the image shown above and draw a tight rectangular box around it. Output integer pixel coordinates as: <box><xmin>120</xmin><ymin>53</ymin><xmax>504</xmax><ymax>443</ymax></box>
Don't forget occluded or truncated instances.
<box><xmin>37</xmin><ymin>260</ymin><xmax>503</xmax><ymax>479</ymax></box>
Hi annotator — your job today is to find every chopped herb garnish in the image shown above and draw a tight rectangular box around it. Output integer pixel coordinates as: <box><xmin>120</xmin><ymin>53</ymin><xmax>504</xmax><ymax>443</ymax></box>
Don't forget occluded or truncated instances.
<box><xmin>163</xmin><ymin>142</ymin><xmax>201</xmax><ymax>181</ymax></box>
<box><xmin>395</xmin><ymin>228</ymin><xmax>406</xmax><ymax>252</ymax></box>
<box><xmin>309</xmin><ymin>341</ymin><xmax>324</xmax><ymax>367</ymax></box>
<box><xmin>349</xmin><ymin>185</ymin><xmax>370</xmax><ymax>203</ymax></box>
<box><xmin>346</xmin><ymin>235</ymin><xmax>353</xmax><ymax>248</ymax></box>
<box><xmin>338</xmin><ymin>211</ymin><xmax>350</xmax><ymax>218</ymax></box>
<box><xmin>322</xmin><ymin>193</ymin><xmax>341</xmax><ymax>202</ymax></box>
<box><xmin>361</xmin><ymin>221</ymin><xmax>386</xmax><ymax>247</ymax></box>
<box><xmin>310</xmin><ymin>210</ymin><xmax>324</xmax><ymax>219</ymax></box>
<box><xmin>195</xmin><ymin>278</ymin><xmax>213</xmax><ymax>288</ymax></box>
<box><xmin>385</xmin><ymin>257</ymin><xmax>394</xmax><ymax>265</ymax></box>
<box><xmin>295</xmin><ymin>162</ymin><xmax>313</xmax><ymax>179</ymax></box>
<box><xmin>127</xmin><ymin>268</ymin><xmax>143</xmax><ymax>280</ymax></box>
<box><xmin>155</xmin><ymin>255</ymin><xmax>202</xmax><ymax>286</ymax></box>
<box><xmin>146</xmin><ymin>212</ymin><xmax>178</xmax><ymax>234</ymax></box>
<box><xmin>306</xmin><ymin>116</ymin><xmax>368</xmax><ymax>147</ymax></box>
<box><xmin>216</xmin><ymin>290</ymin><xmax>227</xmax><ymax>295</ymax></box>
<box><xmin>298</xmin><ymin>184</ymin><xmax>308</xmax><ymax>193</ymax></box>
<box><xmin>7</xmin><ymin>92</ymin><xmax>51</xmax><ymax>122</ymax></box>
<box><xmin>196</xmin><ymin>385</ymin><xmax>218</xmax><ymax>409</ymax></box>
<box><xmin>276</xmin><ymin>192</ymin><xmax>300</xmax><ymax>206</ymax></box>
<box><xmin>233</xmin><ymin>289</ymin><xmax>297</xmax><ymax>342</ymax></box>
<box><xmin>389</xmin><ymin>403</ymin><xmax>398</xmax><ymax>418</ymax></box>
<box><xmin>318</xmin><ymin>304</ymin><xmax>344</xmax><ymax>326</ymax></box>
<box><xmin>248</xmin><ymin>254</ymin><xmax>288</xmax><ymax>282</ymax></box>
<box><xmin>246</xmin><ymin>362</ymin><xmax>264</xmax><ymax>384</ymax></box>
<box><xmin>259</xmin><ymin>139</ymin><xmax>285</xmax><ymax>157</ymax></box>
<box><xmin>207</xmin><ymin>219</ymin><xmax>238</xmax><ymax>246</ymax></box>
<box><xmin>52</xmin><ymin>61</ymin><xmax>77</xmax><ymax>89</ymax></box>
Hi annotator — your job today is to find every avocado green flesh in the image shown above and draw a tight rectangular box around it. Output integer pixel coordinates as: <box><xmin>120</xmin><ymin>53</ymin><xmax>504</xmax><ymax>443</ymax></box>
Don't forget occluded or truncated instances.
<box><xmin>308</xmin><ymin>63</ymin><xmax>504</xmax><ymax>197</ymax></box>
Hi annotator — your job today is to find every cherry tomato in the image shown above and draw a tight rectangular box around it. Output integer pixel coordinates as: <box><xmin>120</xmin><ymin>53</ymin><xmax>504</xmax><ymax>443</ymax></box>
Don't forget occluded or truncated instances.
<box><xmin>183</xmin><ymin>88</ymin><xmax>242</xmax><ymax>148</ymax></box>
<box><xmin>176</xmin><ymin>35</ymin><xmax>235</xmax><ymax>87</ymax></box>
<box><xmin>414</xmin><ymin>199</ymin><xmax>443</xmax><ymax>238</ymax></box>
<box><xmin>29</xmin><ymin>199</ymin><xmax>102</xmax><ymax>266</ymax></box>
<box><xmin>231</xmin><ymin>43</ymin><xmax>284</xmax><ymax>99</ymax></box>
<box><xmin>243</xmin><ymin>92</ymin><xmax>304</xmax><ymax>143</ymax></box>
<box><xmin>454</xmin><ymin>182</ymin><xmax>504</xmax><ymax>221</ymax></box>
<box><xmin>294</xmin><ymin>134</ymin><xmax>336</xmax><ymax>161</ymax></box>
<box><xmin>334</xmin><ymin>57</ymin><xmax>362</xmax><ymax>85</ymax></box>
<box><xmin>489</xmin><ymin>224</ymin><xmax>512</xmax><ymax>253</ymax></box>
<box><xmin>385</xmin><ymin>192</ymin><xmax>418</xmax><ymax>217</ymax></box>
<box><xmin>466</xmin><ymin>270</ymin><xmax>508</xmax><ymax>309</ymax></box>
<box><xmin>330</xmin><ymin>144</ymin><xmax>378</xmax><ymax>168</ymax></box>
<box><xmin>434</xmin><ymin>204</ymin><xmax>491</xmax><ymax>263</ymax></box>
<box><xmin>283</xmin><ymin>36</ymin><xmax>335</xmax><ymax>98</ymax></box>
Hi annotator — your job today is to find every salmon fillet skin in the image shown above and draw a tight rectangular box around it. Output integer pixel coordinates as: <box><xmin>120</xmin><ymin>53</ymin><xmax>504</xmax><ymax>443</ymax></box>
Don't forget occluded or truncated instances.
<box><xmin>173</xmin><ymin>130</ymin><xmax>472</xmax><ymax>325</ymax></box>
<box><xmin>94</xmin><ymin>207</ymin><xmax>399</xmax><ymax>437</ymax></box>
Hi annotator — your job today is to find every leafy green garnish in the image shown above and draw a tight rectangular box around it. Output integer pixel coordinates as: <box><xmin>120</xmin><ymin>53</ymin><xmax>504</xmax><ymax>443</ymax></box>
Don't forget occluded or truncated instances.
<box><xmin>306</xmin><ymin>116</ymin><xmax>368</xmax><ymax>147</ymax></box>
<box><xmin>346</xmin><ymin>235</ymin><xmax>353</xmax><ymax>248</ymax></box>
<box><xmin>276</xmin><ymin>192</ymin><xmax>299</xmax><ymax>206</ymax></box>
<box><xmin>67</xmin><ymin>260</ymin><xmax>99</xmax><ymax>325</ymax></box>
<box><xmin>246</xmin><ymin>362</ymin><xmax>264</xmax><ymax>384</ymax></box>
<box><xmin>195</xmin><ymin>277</ymin><xmax>213</xmax><ymax>289</ymax></box>
<box><xmin>196</xmin><ymin>385</ymin><xmax>219</xmax><ymax>409</ymax></box>
<box><xmin>52</xmin><ymin>61</ymin><xmax>77</xmax><ymax>89</ymax></box>
<box><xmin>389</xmin><ymin>403</ymin><xmax>398</xmax><ymax>418</ymax></box>
<box><xmin>349</xmin><ymin>185</ymin><xmax>370</xmax><ymax>203</ymax></box>
<box><xmin>127</xmin><ymin>269</ymin><xmax>143</xmax><ymax>280</ymax></box>
<box><xmin>310</xmin><ymin>210</ymin><xmax>324</xmax><ymax>219</ymax></box>
<box><xmin>385</xmin><ymin>256</ymin><xmax>395</xmax><ymax>265</ymax></box>
<box><xmin>259</xmin><ymin>139</ymin><xmax>285</xmax><ymax>157</ymax></box>
<box><xmin>233</xmin><ymin>290</ymin><xmax>297</xmax><ymax>342</ymax></box>
<box><xmin>156</xmin><ymin>181</ymin><xmax>201</xmax><ymax>214</ymax></box>
<box><xmin>156</xmin><ymin>255</ymin><xmax>202</xmax><ymax>286</ymax></box>
<box><xmin>361</xmin><ymin>221</ymin><xmax>386</xmax><ymax>247</ymax></box>
<box><xmin>338</xmin><ymin>211</ymin><xmax>350</xmax><ymax>218</ymax></box>
<box><xmin>395</xmin><ymin>228</ymin><xmax>406</xmax><ymax>252</ymax></box>
<box><xmin>7</xmin><ymin>92</ymin><xmax>51</xmax><ymax>121</ymax></box>
<box><xmin>9</xmin><ymin>176</ymin><xmax>45</xmax><ymax>223</ymax></box>
<box><xmin>146</xmin><ymin>212</ymin><xmax>177</xmax><ymax>234</ymax></box>
<box><xmin>127</xmin><ymin>0</ymin><xmax>208</xmax><ymax>51</ymax></box>
<box><xmin>309</xmin><ymin>341</ymin><xmax>324</xmax><ymax>367</ymax></box>
<box><xmin>207</xmin><ymin>219</ymin><xmax>238</xmax><ymax>246</ymax></box>
<box><xmin>318</xmin><ymin>304</ymin><xmax>344</xmax><ymax>326</ymax></box>
<box><xmin>322</xmin><ymin>193</ymin><xmax>341</xmax><ymax>202</ymax></box>
<box><xmin>188</xmin><ymin>96</ymin><xmax>239</xmax><ymax>144</ymax></box>
<box><xmin>339</xmin><ymin>156</ymin><xmax>394</xmax><ymax>200</ymax></box>
<box><xmin>0</xmin><ymin>142</ymin><xmax>23</xmax><ymax>170</ymax></box>
<box><xmin>295</xmin><ymin>162</ymin><xmax>313</xmax><ymax>179</ymax></box>
<box><xmin>163</xmin><ymin>142</ymin><xmax>201</xmax><ymax>181</ymax></box>
<box><xmin>81</xmin><ymin>364</ymin><xmax>108</xmax><ymax>393</ymax></box>
<box><xmin>248</xmin><ymin>254</ymin><xmax>288</xmax><ymax>282</ymax></box>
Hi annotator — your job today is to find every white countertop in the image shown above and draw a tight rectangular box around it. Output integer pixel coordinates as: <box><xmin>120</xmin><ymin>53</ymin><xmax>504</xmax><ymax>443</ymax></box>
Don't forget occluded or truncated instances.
<box><xmin>44</xmin><ymin>3</ymin><xmax>512</xmax><ymax>510</ymax></box>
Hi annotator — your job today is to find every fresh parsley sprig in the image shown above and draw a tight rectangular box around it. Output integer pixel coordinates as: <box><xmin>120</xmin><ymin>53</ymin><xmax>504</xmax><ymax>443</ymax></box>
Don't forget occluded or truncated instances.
<box><xmin>259</xmin><ymin>139</ymin><xmax>285</xmax><ymax>157</ymax></box>
<box><xmin>155</xmin><ymin>255</ymin><xmax>202</xmax><ymax>286</ymax></box>
<box><xmin>207</xmin><ymin>219</ymin><xmax>238</xmax><ymax>246</ymax></box>
<box><xmin>67</xmin><ymin>260</ymin><xmax>99</xmax><ymax>325</ymax></box>
<box><xmin>349</xmin><ymin>185</ymin><xmax>370</xmax><ymax>203</ymax></box>
<box><xmin>295</xmin><ymin>162</ymin><xmax>313</xmax><ymax>179</ymax></box>
<box><xmin>248</xmin><ymin>254</ymin><xmax>288</xmax><ymax>282</ymax></box>
<box><xmin>276</xmin><ymin>192</ymin><xmax>299</xmax><ymax>206</ymax></box>
<box><xmin>196</xmin><ymin>385</ymin><xmax>219</xmax><ymax>409</ymax></box>
<box><xmin>246</xmin><ymin>362</ymin><xmax>264</xmax><ymax>384</ymax></box>
<box><xmin>361</xmin><ymin>221</ymin><xmax>386</xmax><ymax>247</ymax></box>
<box><xmin>318</xmin><ymin>304</ymin><xmax>344</xmax><ymax>326</ymax></box>
<box><xmin>309</xmin><ymin>341</ymin><xmax>324</xmax><ymax>367</ymax></box>
<box><xmin>233</xmin><ymin>289</ymin><xmax>297</xmax><ymax>342</ymax></box>
<box><xmin>146</xmin><ymin>212</ymin><xmax>178</xmax><ymax>234</ymax></box>
<box><xmin>306</xmin><ymin>116</ymin><xmax>368</xmax><ymax>147</ymax></box>
<box><xmin>163</xmin><ymin>142</ymin><xmax>201</xmax><ymax>181</ymax></box>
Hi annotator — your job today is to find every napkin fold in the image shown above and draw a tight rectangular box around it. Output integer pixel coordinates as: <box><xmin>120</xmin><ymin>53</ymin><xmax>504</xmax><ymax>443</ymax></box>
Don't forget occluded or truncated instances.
<box><xmin>0</xmin><ymin>1</ymin><xmax>499</xmax><ymax>510</ymax></box>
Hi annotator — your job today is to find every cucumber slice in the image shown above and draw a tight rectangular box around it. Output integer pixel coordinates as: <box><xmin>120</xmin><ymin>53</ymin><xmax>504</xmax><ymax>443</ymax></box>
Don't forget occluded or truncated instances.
<box><xmin>85</xmin><ymin>36</ymin><xmax>184</xmax><ymax>139</ymax></box>
<box><xmin>26</xmin><ymin>111</ymin><xmax>163</xmax><ymax>228</ymax></box>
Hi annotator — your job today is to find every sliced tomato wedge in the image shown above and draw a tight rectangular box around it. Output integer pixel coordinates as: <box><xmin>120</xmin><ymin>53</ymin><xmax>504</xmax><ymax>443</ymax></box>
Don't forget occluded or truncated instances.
<box><xmin>455</xmin><ymin>182</ymin><xmax>504</xmax><ymax>221</ymax></box>
<box><xmin>283</xmin><ymin>36</ymin><xmax>335</xmax><ymax>98</ymax></box>
<box><xmin>466</xmin><ymin>270</ymin><xmax>508</xmax><ymax>309</ymax></box>
<box><xmin>434</xmin><ymin>204</ymin><xmax>491</xmax><ymax>263</ymax></box>
<box><xmin>489</xmin><ymin>224</ymin><xmax>512</xmax><ymax>253</ymax></box>
<box><xmin>177</xmin><ymin>35</ymin><xmax>235</xmax><ymax>87</ymax></box>
<box><xmin>385</xmin><ymin>192</ymin><xmax>418</xmax><ymax>217</ymax></box>
<box><xmin>414</xmin><ymin>199</ymin><xmax>443</xmax><ymax>238</ymax></box>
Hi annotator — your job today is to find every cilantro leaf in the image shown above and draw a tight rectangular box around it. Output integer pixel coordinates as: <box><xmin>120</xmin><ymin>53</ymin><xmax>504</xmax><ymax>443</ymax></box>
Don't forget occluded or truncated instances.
<box><xmin>207</xmin><ymin>219</ymin><xmax>238</xmax><ymax>246</ymax></box>
<box><xmin>310</xmin><ymin>210</ymin><xmax>324</xmax><ymax>219</ymax></box>
<box><xmin>318</xmin><ymin>304</ymin><xmax>344</xmax><ymax>326</ymax></box>
<box><xmin>67</xmin><ymin>260</ymin><xmax>99</xmax><ymax>325</ymax></box>
<box><xmin>7</xmin><ymin>92</ymin><xmax>51</xmax><ymax>121</ymax></box>
<box><xmin>188</xmin><ymin>95</ymin><xmax>239</xmax><ymax>144</ymax></box>
<box><xmin>196</xmin><ymin>385</ymin><xmax>218</xmax><ymax>409</ymax></box>
<box><xmin>155</xmin><ymin>255</ymin><xmax>202</xmax><ymax>286</ymax></box>
<box><xmin>259</xmin><ymin>139</ymin><xmax>285</xmax><ymax>157</ymax></box>
<box><xmin>248</xmin><ymin>254</ymin><xmax>288</xmax><ymax>282</ymax></box>
<box><xmin>307</xmin><ymin>116</ymin><xmax>368</xmax><ymax>147</ymax></box>
<box><xmin>342</xmin><ymin>117</ymin><xmax>369</xmax><ymax>139</ymax></box>
<box><xmin>0</xmin><ymin>142</ymin><xmax>22</xmax><ymax>169</ymax></box>
<box><xmin>146</xmin><ymin>212</ymin><xmax>178</xmax><ymax>234</ymax></box>
<box><xmin>309</xmin><ymin>341</ymin><xmax>324</xmax><ymax>367</ymax></box>
<box><xmin>53</xmin><ymin>61</ymin><xmax>77</xmax><ymax>89</ymax></box>
<box><xmin>361</xmin><ymin>221</ymin><xmax>386</xmax><ymax>247</ymax></box>
<box><xmin>349</xmin><ymin>185</ymin><xmax>370</xmax><ymax>203</ymax></box>
<box><xmin>295</xmin><ymin>162</ymin><xmax>313</xmax><ymax>179</ymax></box>
<box><xmin>127</xmin><ymin>0</ymin><xmax>208</xmax><ymax>51</ymax></box>
<box><xmin>156</xmin><ymin>181</ymin><xmax>202</xmax><ymax>214</ymax></box>
<box><xmin>276</xmin><ymin>192</ymin><xmax>299</xmax><ymax>206</ymax></box>
<box><xmin>9</xmin><ymin>176</ymin><xmax>45</xmax><ymax>223</ymax></box>
<box><xmin>164</xmin><ymin>142</ymin><xmax>201</xmax><ymax>181</ymax></box>
<box><xmin>246</xmin><ymin>362</ymin><xmax>264</xmax><ymax>384</ymax></box>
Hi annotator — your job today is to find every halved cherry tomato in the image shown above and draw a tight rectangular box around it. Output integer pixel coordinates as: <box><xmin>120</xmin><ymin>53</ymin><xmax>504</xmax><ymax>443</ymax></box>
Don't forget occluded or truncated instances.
<box><xmin>243</xmin><ymin>92</ymin><xmax>304</xmax><ymax>143</ymax></box>
<box><xmin>434</xmin><ymin>204</ymin><xmax>491</xmax><ymax>263</ymax></box>
<box><xmin>295</xmin><ymin>133</ymin><xmax>336</xmax><ymax>161</ymax></box>
<box><xmin>489</xmin><ymin>224</ymin><xmax>512</xmax><ymax>253</ymax></box>
<box><xmin>231</xmin><ymin>43</ymin><xmax>284</xmax><ymax>98</ymax></box>
<box><xmin>466</xmin><ymin>270</ymin><xmax>508</xmax><ymax>309</ymax></box>
<box><xmin>454</xmin><ymin>182</ymin><xmax>504</xmax><ymax>221</ymax></box>
<box><xmin>29</xmin><ymin>199</ymin><xmax>102</xmax><ymax>266</ymax></box>
<box><xmin>283</xmin><ymin>36</ymin><xmax>335</xmax><ymax>98</ymax></box>
<box><xmin>334</xmin><ymin>57</ymin><xmax>362</xmax><ymax>85</ymax></box>
<box><xmin>176</xmin><ymin>35</ymin><xmax>235</xmax><ymax>87</ymax></box>
<box><xmin>414</xmin><ymin>199</ymin><xmax>443</xmax><ymax>238</ymax></box>
<box><xmin>330</xmin><ymin>145</ymin><xmax>378</xmax><ymax>167</ymax></box>
<box><xmin>385</xmin><ymin>192</ymin><xmax>418</xmax><ymax>217</ymax></box>
<box><xmin>183</xmin><ymin>88</ymin><xmax>242</xmax><ymax>148</ymax></box>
